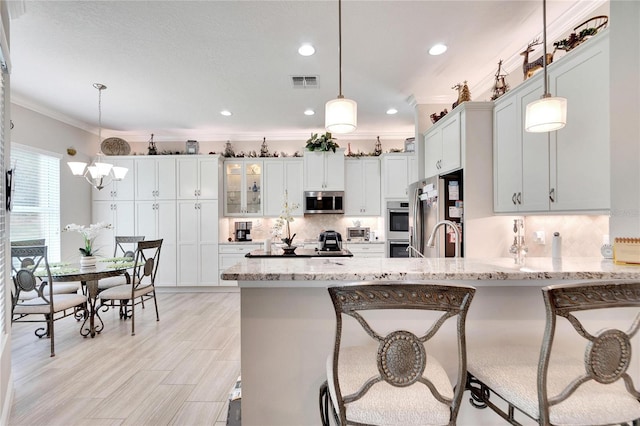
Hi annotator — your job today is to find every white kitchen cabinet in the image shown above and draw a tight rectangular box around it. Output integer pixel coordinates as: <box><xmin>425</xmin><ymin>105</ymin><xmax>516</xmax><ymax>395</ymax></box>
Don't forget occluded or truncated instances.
<box><xmin>218</xmin><ymin>243</ymin><xmax>261</xmax><ymax>286</ymax></box>
<box><xmin>91</xmin><ymin>157</ymin><xmax>135</xmax><ymax>201</ymax></box>
<box><xmin>550</xmin><ymin>31</ymin><xmax>609</xmax><ymax>212</ymax></box>
<box><xmin>346</xmin><ymin>243</ymin><xmax>385</xmax><ymax>258</ymax></box>
<box><xmin>424</xmin><ymin>109</ymin><xmax>461</xmax><ymax>178</ymax></box>
<box><xmin>493</xmin><ymin>30</ymin><xmax>609</xmax><ymax>213</ymax></box>
<box><xmin>382</xmin><ymin>153</ymin><xmax>417</xmax><ymax>200</ymax></box>
<box><xmin>263</xmin><ymin>158</ymin><xmax>303</xmax><ymax>217</ymax></box>
<box><xmin>224</xmin><ymin>160</ymin><xmax>263</xmax><ymax>216</ymax></box>
<box><xmin>177</xmin><ymin>199</ymin><xmax>219</xmax><ymax>286</ymax></box>
<box><xmin>345</xmin><ymin>158</ymin><xmax>381</xmax><ymax>216</ymax></box>
<box><xmin>176</xmin><ymin>156</ymin><xmax>221</xmax><ymax>200</ymax></box>
<box><xmin>135</xmin><ymin>200</ymin><xmax>177</xmax><ymax>287</ymax></box>
<box><xmin>91</xmin><ymin>200</ymin><xmax>135</xmax><ymax>256</ymax></box>
<box><xmin>493</xmin><ymin>81</ymin><xmax>550</xmax><ymax>213</ymax></box>
<box><xmin>134</xmin><ymin>157</ymin><xmax>176</xmax><ymax>201</ymax></box>
<box><xmin>303</xmin><ymin>148</ymin><xmax>345</xmax><ymax>191</ymax></box>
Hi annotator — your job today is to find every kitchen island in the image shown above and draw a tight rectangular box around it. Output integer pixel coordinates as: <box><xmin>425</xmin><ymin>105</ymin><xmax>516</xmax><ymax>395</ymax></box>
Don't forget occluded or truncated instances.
<box><xmin>221</xmin><ymin>257</ymin><xmax>640</xmax><ymax>426</ymax></box>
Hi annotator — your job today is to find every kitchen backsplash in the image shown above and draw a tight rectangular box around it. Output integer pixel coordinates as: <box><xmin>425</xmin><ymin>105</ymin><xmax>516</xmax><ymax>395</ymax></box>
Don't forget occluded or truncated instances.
<box><xmin>223</xmin><ymin>216</ymin><xmax>384</xmax><ymax>243</ymax></box>
<box><xmin>524</xmin><ymin>215</ymin><xmax>609</xmax><ymax>257</ymax></box>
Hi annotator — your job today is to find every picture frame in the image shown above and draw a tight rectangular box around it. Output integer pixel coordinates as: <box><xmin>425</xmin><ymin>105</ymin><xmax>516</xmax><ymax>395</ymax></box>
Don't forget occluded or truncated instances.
<box><xmin>186</xmin><ymin>140</ymin><xmax>199</xmax><ymax>155</ymax></box>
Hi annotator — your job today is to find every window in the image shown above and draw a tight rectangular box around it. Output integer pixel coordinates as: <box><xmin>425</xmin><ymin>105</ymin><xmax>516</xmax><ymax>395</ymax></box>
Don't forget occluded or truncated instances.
<box><xmin>10</xmin><ymin>144</ymin><xmax>61</xmax><ymax>262</ymax></box>
<box><xmin>0</xmin><ymin>69</ymin><xmax>6</xmax><ymax>335</ymax></box>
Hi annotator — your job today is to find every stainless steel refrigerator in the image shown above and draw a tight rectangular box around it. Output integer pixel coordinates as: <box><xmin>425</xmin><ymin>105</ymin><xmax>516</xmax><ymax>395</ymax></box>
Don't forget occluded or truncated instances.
<box><xmin>408</xmin><ymin>169</ymin><xmax>464</xmax><ymax>258</ymax></box>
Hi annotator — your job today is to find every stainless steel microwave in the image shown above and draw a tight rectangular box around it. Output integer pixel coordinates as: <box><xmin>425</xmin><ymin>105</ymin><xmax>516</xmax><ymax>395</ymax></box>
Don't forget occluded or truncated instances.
<box><xmin>303</xmin><ymin>191</ymin><xmax>344</xmax><ymax>214</ymax></box>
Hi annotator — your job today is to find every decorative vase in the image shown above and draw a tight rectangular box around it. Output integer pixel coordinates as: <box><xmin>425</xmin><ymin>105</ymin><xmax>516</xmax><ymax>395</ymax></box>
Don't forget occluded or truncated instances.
<box><xmin>282</xmin><ymin>246</ymin><xmax>297</xmax><ymax>255</ymax></box>
<box><xmin>80</xmin><ymin>255</ymin><xmax>97</xmax><ymax>268</ymax></box>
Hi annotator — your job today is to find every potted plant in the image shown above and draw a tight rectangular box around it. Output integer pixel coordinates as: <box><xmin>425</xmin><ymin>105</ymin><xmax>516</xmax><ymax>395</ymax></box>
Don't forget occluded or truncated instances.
<box><xmin>272</xmin><ymin>191</ymin><xmax>300</xmax><ymax>254</ymax></box>
<box><xmin>63</xmin><ymin>222</ymin><xmax>112</xmax><ymax>267</ymax></box>
<box><xmin>305</xmin><ymin>132</ymin><xmax>339</xmax><ymax>153</ymax></box>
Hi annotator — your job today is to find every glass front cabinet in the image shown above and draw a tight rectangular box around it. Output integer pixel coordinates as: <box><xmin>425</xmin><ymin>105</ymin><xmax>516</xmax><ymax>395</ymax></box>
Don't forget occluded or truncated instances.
<box><xmin>224</xmin><ymin>160</ymin><xmax>263</xmax><ymax>216</ymax></box>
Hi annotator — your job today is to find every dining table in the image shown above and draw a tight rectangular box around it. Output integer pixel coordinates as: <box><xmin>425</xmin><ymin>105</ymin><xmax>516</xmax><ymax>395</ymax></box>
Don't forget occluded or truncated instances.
<box><xmin>44</xmin><ymin>259</ymin><xmax>134</xmax><ymax>337</ymax></box>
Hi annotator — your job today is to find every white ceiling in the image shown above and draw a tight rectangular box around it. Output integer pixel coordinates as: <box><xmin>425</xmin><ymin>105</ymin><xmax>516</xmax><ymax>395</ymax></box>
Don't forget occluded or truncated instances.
<box><xmin>8</xmin><ymin>0</ymin><xmax>606</xmax><ymax>143</ymax></box>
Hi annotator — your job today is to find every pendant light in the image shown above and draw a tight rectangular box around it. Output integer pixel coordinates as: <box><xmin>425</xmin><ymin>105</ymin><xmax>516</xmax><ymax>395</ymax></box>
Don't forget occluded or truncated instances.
<box><xmin>68</xmin><ymin>83</ymin><xmax>128</xmax><ymax>190</ymax></box>
<box><xmin>325</xmin><ymin>0</ymin><xmax>357</xmax><ymax>134</ymax></box>
<box><xmin>524</xmin><ymin>0</ymin><xmax>567</xmax><ymax>133</ymax></box>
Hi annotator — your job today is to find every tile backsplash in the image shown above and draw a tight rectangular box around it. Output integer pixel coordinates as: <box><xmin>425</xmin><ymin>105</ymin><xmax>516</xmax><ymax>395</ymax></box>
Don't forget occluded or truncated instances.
<box><xmin>524</xmin><ymin>215</ymin><xmax>609</xmax><ymax>257</ymax></box>
<box><xmin>223</xmin><ymin>216</ymin><xmax>384</xmax><ymax>243</ymax></box>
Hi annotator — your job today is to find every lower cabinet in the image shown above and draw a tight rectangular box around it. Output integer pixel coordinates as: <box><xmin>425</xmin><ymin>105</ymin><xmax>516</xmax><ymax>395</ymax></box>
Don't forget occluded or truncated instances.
<box><xmin>92</xmin><ymin>200</ymin><xmax>135</xmax><ymax>256</ymax></box>
<box><xmin>219</xmin><ymin>243</ymin><xmax>261</xmax><ymax>286</ymax></box>
<box><xmin>347</xmin><ymin>243</ymin><xmax>385</xmax><ymax>258</ymax></box>
<box><xmin>134</xmin><ymin>200</ymin><xmax>177</xmax><ymax>287</ymax></box>
<box><xmin>177</xmin><ymin>200</ymin><xmax>220</xmax><ymax>286</ymax></box>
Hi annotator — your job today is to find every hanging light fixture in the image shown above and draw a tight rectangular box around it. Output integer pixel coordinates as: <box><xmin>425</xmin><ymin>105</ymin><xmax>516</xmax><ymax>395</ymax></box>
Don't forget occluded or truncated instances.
<box><xmin>325</xmin><ymin>0</ymin><xmax>357</xmax><ymax>134</ymax></box>
<box><xmin>524</xmin><ymin>0</ymin><xmax>567</xmax><ymax>133</ymax></box>
<box><xmin>68</xmin><ymin>83</ymin><xmax>128</xmax><ymax>190</ymax></box>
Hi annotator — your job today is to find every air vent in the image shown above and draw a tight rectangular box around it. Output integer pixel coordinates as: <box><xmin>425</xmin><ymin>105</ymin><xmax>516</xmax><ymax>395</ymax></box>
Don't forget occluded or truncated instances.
<box><xmin>291</xmin><ymin>75</ymin><xmax>319</xmax><ymax>89</ymax></box>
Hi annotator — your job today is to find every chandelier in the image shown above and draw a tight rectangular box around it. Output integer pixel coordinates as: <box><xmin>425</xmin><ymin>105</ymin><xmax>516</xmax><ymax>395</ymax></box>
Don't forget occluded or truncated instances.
<box><xmin>325</xmin><ymin>0</ymin><xmax>357</xmax><ymax>134</ymax></box>
<box><xmin>524</xmin><ymin>0</ymin><xmax>567</xmax><ymax>132</ymax></box>
<box><xmin>67</xmin><ymin>83</ymin><xmax>128</xmax><ymax>190</ymax></box>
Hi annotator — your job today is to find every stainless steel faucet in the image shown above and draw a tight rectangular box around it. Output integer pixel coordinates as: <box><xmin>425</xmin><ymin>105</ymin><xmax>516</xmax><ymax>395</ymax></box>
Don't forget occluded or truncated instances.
<box><xmin>426</xmin><ymin>220</ymin><xmax>461</xmax><ymax>258</ymax></box>
<box><xmin>406</xmin><ymin>244</ymin><xmax>425</xmax><ymax>258</ymax></box>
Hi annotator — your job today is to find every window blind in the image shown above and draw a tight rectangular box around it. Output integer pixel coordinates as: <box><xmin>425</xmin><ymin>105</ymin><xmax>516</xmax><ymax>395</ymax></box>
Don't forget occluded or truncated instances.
<box><xmin>0</xmin><ymin>69</ymin><xmax>6</xmax><ymax>335</ymax></box>
<box><xmin>10</xmin><ymin>144</ymin><xmax>61</xmax><ymax>262</ymax></box>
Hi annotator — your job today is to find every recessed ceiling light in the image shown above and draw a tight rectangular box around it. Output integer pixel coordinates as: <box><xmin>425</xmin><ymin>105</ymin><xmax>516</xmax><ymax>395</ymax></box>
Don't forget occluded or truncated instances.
<box><xmin>386</xmin><ymin>108</ymin><xmax>398</xmax><ymax>115</ymax></box>
<box><xmin>298</xmin><ymin>44</ymin><xmax>315</xmax><ymax>56</ymax></box>
<box><xmin>429</xmin><ymin>43</ymin><xmax>447</xmax><ymax>56</ymax></box>
<box><xmin>304</xmin><ymin>109</ymin><xmax>315</xmax><ymax>116</ymax></box>
<box><xmin>220</xmin><ymin>110</ymin><xmax>232</xmax><ymax>116</ymax></box>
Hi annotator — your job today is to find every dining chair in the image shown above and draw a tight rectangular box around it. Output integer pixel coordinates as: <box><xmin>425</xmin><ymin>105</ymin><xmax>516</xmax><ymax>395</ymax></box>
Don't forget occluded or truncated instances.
<box><xmin>10</xmin><ymin>239</ymin><xmax>81</xmax><ymax>298</ymax></box>
<box><xmin>11</xmin><ymin>245</ymin><xmax>88</xmax><ymax>357</ymax></box>
<box><xmin>97</xmin><ymin>235</ymin><xmax>145</xmax><ymax>291</ymax></box>
<box><xmin>319</xmin><ymin>281</ymin><xmax>475</xmax><ymax>426</ymax></box>
<box><xmin>466</xmin><ymin>280</ymin><xmax>640</xmax><ymax>425</ymax></box>
<box><xmin>98</xmin><ymin>239</ymin><xmax>162</xmax><ymax>336</ymax></box>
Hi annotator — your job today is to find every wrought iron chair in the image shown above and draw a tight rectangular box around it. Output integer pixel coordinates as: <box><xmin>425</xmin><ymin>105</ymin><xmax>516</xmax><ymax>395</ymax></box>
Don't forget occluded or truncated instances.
<box><xmin>98</xmin><ymin>239</ymin><xmax>162</xmax><ymax>336</ymax></box>
<box><xmin>97</xmin><ymin>235</ymin><xmax>145</xmax><ymax>291</ymax></box>
<box><xmin>10</xmin><ymin>239</ymin><xmax>81</xmax><ymax>298</ymax></box>
<box><xmin>319</xmin><ymin>282</ymin><xmax>475</xmax><ymax>425</ymax></box>
<box><xmin>467</xmin><ymin>281</ymin><xmax>640</xmax><ymax>425</ymax></box>
<box><xmin>11</xmin><ymin>245</ymin><xmax>87</xmax><ymax>357</ymax></box>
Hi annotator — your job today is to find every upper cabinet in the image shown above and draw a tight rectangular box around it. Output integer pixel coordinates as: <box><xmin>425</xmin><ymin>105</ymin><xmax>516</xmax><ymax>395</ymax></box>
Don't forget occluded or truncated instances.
<box><xmin>303</xmin><ymin>148</ymin><xmax>345</xmax><ymax>191</ymax></box>
<box><xmin>224</xmin><ymin>159</ymin><xmax>263</xmax><ymax>216</ymax></box>
<box><xmin>263</xmin><ymin>158</ymin><xmax>304</xmax><ymax>217</ymax></box>
<box><xmin>176</xmin><ymin>156</ymin><xmax>221</xmax><ymax>200</ymax></box>
<box><xmin>382</xmin><ymin>153</ymin><xmax>417</xmax><ymax>200</ymax></box>
<box><xmin>91</xmin><ymin>157</ymin><xmax>135</xmax><ymax>201</ymax></box>
<box><xmin>135</xmin><ymin>157</ymin><xmax>176</xmax><ymax>201</ymax></box>
<box><xmin>424</xmin><ymin>111</ymin><xmax>461</xmax><ymax>178</ymax></box>
<box><xmin>493</xmin><ymin>30</ymin><xmax>609</xmax><ymax>213</ymax></box>
<box><xmin>345</xmin><ymin>158</ymin><xmax>381</xmax><ymax>216</ymax></box>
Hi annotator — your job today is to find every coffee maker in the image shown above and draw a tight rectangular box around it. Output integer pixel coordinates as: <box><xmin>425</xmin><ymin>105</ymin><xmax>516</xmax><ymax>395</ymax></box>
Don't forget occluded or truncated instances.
<box><xmin>234</xmin><ymin>221</ymin><xmax>252</xmax><ymax>241</ymax></box>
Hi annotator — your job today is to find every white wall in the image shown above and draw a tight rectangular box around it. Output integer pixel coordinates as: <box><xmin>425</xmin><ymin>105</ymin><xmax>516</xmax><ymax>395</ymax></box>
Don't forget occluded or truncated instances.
<box><xmin>10</xmin><ymin>104</ymin><xmax>95</xmax><ymax>260</ymax></box>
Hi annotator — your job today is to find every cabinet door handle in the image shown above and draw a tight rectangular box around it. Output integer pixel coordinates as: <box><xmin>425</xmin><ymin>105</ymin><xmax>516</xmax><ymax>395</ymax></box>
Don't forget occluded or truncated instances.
<box><xmin>512</xmin><ymin>193</ymin><xmax>517</xmax><ymax>205</ymax></box>
<box><xmin>517</xmin><ymin>192</ymin><xmax>522</xmax><ymax>204</ymax></box>
<box><xmin>549</xmin><ymin>188</ymin><xmax>555</xmax><ymax>203</ymax></box>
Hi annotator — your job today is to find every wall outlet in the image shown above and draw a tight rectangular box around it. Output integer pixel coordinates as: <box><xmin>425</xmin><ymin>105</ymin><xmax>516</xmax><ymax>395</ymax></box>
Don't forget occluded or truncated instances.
<box><xmin>533</xmin><ymin>231</ymin><xmax>545</xmax><ymax>245</ymax></box>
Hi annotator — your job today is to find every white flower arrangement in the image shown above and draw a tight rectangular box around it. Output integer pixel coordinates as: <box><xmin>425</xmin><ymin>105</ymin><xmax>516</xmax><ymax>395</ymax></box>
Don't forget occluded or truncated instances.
<box><xmin>63</xmin><ymin>222</ymin><xmax>112</xmax><ymax>256</ymax></box>
<box><xmin>272</xmin><ymin>191</ymin><xmax>300</xmax><ymax>247</ymax></box>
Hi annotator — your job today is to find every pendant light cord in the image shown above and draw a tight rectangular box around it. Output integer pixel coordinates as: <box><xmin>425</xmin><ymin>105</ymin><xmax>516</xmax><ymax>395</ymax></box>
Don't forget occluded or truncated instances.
<box><xmin>337</xmin><ymin>0</ymin><xmax>344</xmax><ymax>99</ymax></box>
<box><xmin>542</xmin><ymin>0</ymin><xmax>549</xmax><ymax>98</ymax></box>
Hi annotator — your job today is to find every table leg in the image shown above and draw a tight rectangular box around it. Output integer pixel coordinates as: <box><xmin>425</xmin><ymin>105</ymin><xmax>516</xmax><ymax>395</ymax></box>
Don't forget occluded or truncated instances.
<box><xmin>80</xmin><ymin>279</ymin><xmax>104</xmax><ymax>338</ymax></box>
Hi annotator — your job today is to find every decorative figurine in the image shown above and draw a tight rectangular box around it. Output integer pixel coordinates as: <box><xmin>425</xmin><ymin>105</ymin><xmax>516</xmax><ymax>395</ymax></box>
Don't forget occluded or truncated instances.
<box><xmin>224</xmin><ymin>141</ymin><xmax>235</xmax><ymax>157</ymax></box>
<box><xmin>147</xmin><ymin>133</ymin><xmax>157</xmax><ymax>155</ymax></box>
<box><xmin>491</xmin><ymin>60</ymin><xmax>510</xmax><ymax>101</ymax></box>
<box><xmin>260</xmin><ymin>137</ymin><xmax>269</xmax><ymax>157</ymax></box>
<box><xmin>374</xmin><ymin>136</ymin><xmax>382</xmax><ymax>156</ymax></box>
<box><xmin>521</xmin><ymin>38</ymin><xmax>554</xmax><ymax>80</ymax></box>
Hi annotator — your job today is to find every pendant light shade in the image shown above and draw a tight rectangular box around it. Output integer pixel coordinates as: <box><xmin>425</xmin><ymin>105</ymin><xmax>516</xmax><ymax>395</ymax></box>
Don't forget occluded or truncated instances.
<box><xmin>325</xmin><ymin>97</ymin><xmax>357</xmax><ymax>134</ymax></box>
<box><xmin>524</xmin><ymin>0</ymin><xmax>567</xmax><ymax>133</ymax></box>
<box><xmin>525</xmin><ymin>96</ymin><xmax>567</xmax><ymax>132</ymax></box>
<box><xmin>325</xmin><ymin>0</ymin><xmax>357</xmax><ymax>134</ymax></box>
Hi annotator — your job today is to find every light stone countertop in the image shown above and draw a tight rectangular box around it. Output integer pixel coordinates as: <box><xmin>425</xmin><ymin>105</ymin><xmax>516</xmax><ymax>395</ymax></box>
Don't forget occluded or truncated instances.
<box><xmin>221</xmin><ymin>257</ymin><xmax>640</xmax><ymax>287</ymax></box>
